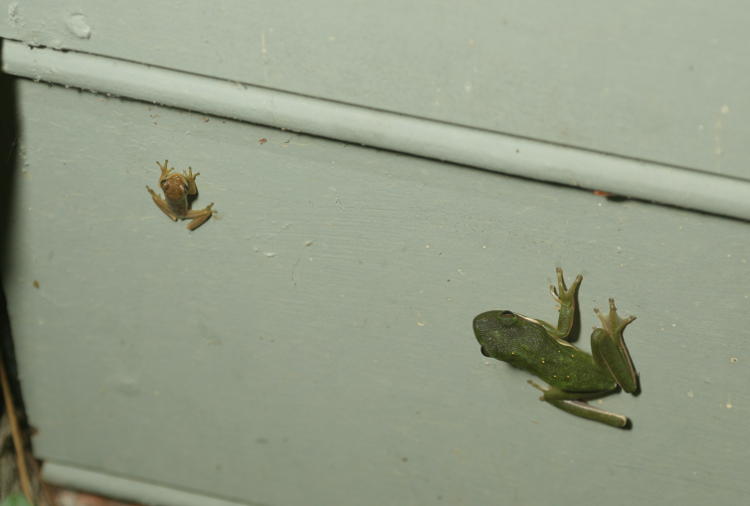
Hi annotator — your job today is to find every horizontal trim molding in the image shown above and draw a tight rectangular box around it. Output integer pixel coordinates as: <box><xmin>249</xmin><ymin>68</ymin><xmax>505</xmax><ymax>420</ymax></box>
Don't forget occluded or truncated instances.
<box><xmin>4</xmin><ymin>40</ymin><xmax>750</xmax><ymax>221</ymax></box>
<box><xmin>43</xmin><ymin>461</ymin><xmax>259</xmax><ymax>506</ymax></box>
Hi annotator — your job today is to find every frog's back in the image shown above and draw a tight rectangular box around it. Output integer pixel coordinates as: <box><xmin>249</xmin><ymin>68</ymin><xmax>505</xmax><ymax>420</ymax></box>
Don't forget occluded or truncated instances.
<box><xmin>524</xmin><ymin>337</ymin><xmax>615</xmax><ymax>392</ymax></box>
<box><xmin>491</xmin><ymin>321</ymin><xmax>614</xmax><ymax>393</ymax></box>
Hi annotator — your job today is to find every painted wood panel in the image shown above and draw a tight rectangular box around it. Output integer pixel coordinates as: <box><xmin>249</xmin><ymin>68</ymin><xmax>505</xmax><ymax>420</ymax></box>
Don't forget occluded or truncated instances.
<box><xmin>1</xmin><ymin>1</ymin><xmax>748</xmax><ymax>179</ymax></box>
<box><xmin>3</xmin><ymin>80</ymin><xmax>748</xmax><ymax>506</ymax></box>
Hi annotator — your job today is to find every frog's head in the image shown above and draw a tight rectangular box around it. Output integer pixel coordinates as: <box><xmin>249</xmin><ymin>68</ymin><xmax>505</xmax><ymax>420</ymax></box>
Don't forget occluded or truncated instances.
<box><xmin>473</xmin><ymin>310</ymin><xmax>535</xmax><ymax>365</ymax></box>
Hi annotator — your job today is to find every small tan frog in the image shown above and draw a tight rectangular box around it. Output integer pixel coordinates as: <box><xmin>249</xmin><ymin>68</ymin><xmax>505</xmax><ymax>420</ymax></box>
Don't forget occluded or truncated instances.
<box><xmin>146</xmin><ymin>160</ymin><xmax>215</xmax><ymax>231</ymax></box>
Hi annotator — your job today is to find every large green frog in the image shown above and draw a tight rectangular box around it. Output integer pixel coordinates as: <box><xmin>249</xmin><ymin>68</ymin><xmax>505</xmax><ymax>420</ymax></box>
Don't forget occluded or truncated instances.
<box><xmin>473</xmin><ymin>268</ymin><xmax>639</xmax><ymax>428</ymax></box>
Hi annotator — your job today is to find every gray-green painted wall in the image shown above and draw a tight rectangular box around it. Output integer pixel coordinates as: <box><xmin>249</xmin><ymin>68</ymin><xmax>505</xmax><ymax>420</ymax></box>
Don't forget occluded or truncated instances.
<box><xmin>4</xmin><ymin>80</ymin><xmax>749</xmax><ymax>506</ymax></box>
<box><xmin>2</xmin><ymin>1</ymin><xmax>750</xmax><ymax>505</ymax></box>
<box><xmin>2</xmin><ymin>0</ymin><xmax>749</xmax><ymax>179</ymax></box>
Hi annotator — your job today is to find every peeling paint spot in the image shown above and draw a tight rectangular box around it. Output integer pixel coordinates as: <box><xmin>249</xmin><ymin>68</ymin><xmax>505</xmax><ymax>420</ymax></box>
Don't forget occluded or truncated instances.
<box><xmin>713</xmin><ymin>104</ymin><xmax>729</xmax><ymax>157</ymax></box>
<box><xmin>112</xmin><ymin>375</ymin><xmax>140</xmax><ymax>396</ymax></box>
<box><xmin>66</xmin><ymin>13</ymin><xmax>92</xmax><ymax>39</ymax></box>
<box><xmin>8</xmin><ymin>2</ymin><xmax>20</xmax><ymax>26</ymax></box>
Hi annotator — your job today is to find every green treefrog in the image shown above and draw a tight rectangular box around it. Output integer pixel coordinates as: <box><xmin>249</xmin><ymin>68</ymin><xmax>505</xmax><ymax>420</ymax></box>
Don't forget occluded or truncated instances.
<box><xmin>473</xmin><ymin>268</ymin><xmax>639</xmax><ymax>428</ymax></box>
<box><xmin>146</xmin><ymin>160</ymin><xmax>215</xmax><ymax>230</ymax></box>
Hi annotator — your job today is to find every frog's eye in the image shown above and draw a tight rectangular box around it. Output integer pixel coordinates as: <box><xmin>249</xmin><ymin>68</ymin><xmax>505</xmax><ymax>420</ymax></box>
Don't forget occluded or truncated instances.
<box><xmin>480</xmin><ymin>346</ymin><xmax>490</xmax><ymax>357</ymax></box>
<box><xmin>497</xmin><ymin>311</ymin><xmax>517</xmax><ymax>326</ymax></box>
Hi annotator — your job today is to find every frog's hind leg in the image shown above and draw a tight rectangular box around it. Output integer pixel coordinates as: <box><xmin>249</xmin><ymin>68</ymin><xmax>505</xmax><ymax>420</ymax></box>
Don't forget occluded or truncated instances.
<box><xmin>528</xmin><ymin>381</ymin><xmax>629</xmax><ymax>429</ymax></box>
<box><xmin>545</xmin><ymin>398</ymin><xmax>630</xmax><ymax>429</ymax></box>
<box><xmin>146</xmin><ymin>186</ymin><xmax>178</xmax><ymax>221</ymax></box>
<box><xmin>184</xmin><ymin>203</ymin><xmax>214</xmax><ymax>231</ymax></box>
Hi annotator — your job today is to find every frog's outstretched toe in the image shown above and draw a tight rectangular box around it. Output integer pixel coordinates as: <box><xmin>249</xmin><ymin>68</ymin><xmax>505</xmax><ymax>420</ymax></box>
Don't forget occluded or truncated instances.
<box><xmin>594</xmin><ymin>298</ymin><xmax>636</xmax><ymax>335</ymax></box>
<box><xmin>550</xmin><ymin>268</ymin><xmax>582</xmax><ymax>305</ymax></box>
<box><xmin>527</xmin><ymin>379</ymin><xmax>547</xmax><ymax>399</ymax></box>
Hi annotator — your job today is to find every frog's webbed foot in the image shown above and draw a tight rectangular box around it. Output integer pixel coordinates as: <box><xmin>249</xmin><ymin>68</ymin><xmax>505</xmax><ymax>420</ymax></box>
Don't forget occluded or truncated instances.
<box><xmin>539</xmin><ymin>268</ymin><xmax>582</xmax><ymax>341</ymax></box>
<box><xmin>527</xmin><ymin>380</ymin><xmax>629</xmax><ymax>429</ymax></box>
<box><xmin>146</xmin><ymin>185</ymin><xmax>178</xmax><ymax>221</ymax></box>
<box><xmin>593</xmin><ymin>298</ymin><xmax>636</xmax><ymax>336</ymax></box>
<box><xmin>156</xmin><ymin>160</ymin><xmax>174</xmax><ymax>183</ymax></box>
<box><xmin>592</xmin><ymin>299</ymin><xmax>639</xmax><ymax>394</ymax></box>
<box><xmin>549</xmin><ymin>267</ymin><xmax>582</xmax><ymax>306</ymax></box>
<box><xmin>183</xmin><ymin>166</ymin><xmax>199</xmax><ymax>182</ymax></box>
<box><xmin>184</xmin><ymin>202</ymin><xmax>214</xmax><ymax>231</ymax></box>
<box><xmin>182</xmin><ymin>166</ymin><xmax>200</xmax><ymax>195</ymax></box>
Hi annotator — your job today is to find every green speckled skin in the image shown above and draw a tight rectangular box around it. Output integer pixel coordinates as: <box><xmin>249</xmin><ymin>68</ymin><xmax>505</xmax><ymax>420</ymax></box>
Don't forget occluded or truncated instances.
<box><xmin>473</xmin><ymin>268</ymin><xmax>639</xmax><ymax>428</ymax></box>
<box><xmin>473</xmin><ymin>311</ymin><xmax>616</xmax><ymax>393</ymax></box>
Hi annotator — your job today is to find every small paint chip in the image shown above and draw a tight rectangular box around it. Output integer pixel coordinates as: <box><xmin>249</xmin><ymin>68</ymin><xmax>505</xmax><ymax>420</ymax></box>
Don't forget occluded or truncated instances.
<box><xmin>259</xmin><ymin>138</ymin><xmax>268</xmax><ymax>144</ymax></box>
<box><xmin>66</xmin><ymin>13</ymin><xmax>92</xmax><ymax>39</ymax></box>
<box><xmin>32</xmin><ymin>280</ymin><xmax>40</xmax><ymax>288</ymax></box>
<box><xmin>8</xmin><ymin>2</ymin><xmax>20</xmax><ymax>25</ymax></box>
<box><xmin>729</xmin><ymin>357</ymin><xmax>738</xmax><ymax>363</ymax></box>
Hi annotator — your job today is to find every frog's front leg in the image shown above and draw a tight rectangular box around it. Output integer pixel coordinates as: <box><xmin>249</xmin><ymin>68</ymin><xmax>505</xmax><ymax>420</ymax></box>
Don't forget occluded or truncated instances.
<box><xmin>183</xmin><ymin>167</ymin><xmax>200</xmax><ymax>196</ymax></box>
<box><xmin>156</xmin><ymin>160</ymin><xmax>173</xmax><ymax>183</ymax></box>
<box><xmin>528</xmin><ymin>381</ymin><xmax>629</xmax><ymax>428</ymax></box>
<box><xmin>591</xmin><ymin>298</ymin><xmax>639</xmax><ymax>393</ymax></box>
<box><xmin>184</xmin><ymin>202</ymin><xmax>214</xmax><ymax>230</ymax></box>
<box><xmin>535</xmin><ymin>267</ymin><xmax>582</xmax><ymax>341</ymax></box>
<box><xmin>146</xmin><ymin>186</ymin><xmax>178</xmax><ymax>221</ymax></box>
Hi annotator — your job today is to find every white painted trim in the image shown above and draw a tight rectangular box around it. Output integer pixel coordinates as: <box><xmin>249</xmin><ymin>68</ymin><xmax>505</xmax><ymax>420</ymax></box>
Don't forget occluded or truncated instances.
<box><xmin>43</xmin><ymin>461</ymin><xmax>258</xmax><ymax>506</ymax></box>
<box><xmin>4</xmin><ymin>40</ymin><xmax>749</xmax><ymax>221</ymax></box>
